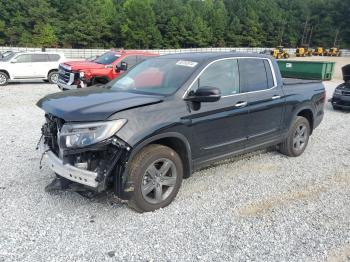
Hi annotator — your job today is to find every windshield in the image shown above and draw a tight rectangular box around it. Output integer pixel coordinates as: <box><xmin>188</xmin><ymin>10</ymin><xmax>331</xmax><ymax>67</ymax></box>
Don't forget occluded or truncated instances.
<box><xmin>109</xmin><ymin>58</ymin><xmax>199</xmax><ymax>95</ymax></box>
<box><xmin>93</xmin><ymin>51</ymin><xmax>120</xmax><ymax>65</ymax></box>
<box><xmin>1</xmin><ymin>52</ymin><xmax>16</xmax><ymax>62</ymax></box>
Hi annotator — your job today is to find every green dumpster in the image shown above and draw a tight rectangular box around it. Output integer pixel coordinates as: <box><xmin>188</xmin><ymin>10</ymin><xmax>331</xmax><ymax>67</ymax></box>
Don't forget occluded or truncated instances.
<box><xmin>277</xmin><ymin>60</ymin><xmax>335</xmax><ymax>80</ymax></box>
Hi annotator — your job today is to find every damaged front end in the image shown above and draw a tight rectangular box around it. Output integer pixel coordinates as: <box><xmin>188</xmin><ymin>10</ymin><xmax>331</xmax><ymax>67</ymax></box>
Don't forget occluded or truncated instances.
<box><xmin>39</xmin><ymin>114</ymin><xmax>132</xmax><ymax>199</ymax></box>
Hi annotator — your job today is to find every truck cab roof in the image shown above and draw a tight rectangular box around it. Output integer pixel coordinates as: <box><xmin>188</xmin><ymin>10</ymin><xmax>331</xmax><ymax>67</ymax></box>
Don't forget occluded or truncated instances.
<box><xmin>160</xmin><ymin>52</ymin><xmax>272</xmax><ymax>63</ymax></box>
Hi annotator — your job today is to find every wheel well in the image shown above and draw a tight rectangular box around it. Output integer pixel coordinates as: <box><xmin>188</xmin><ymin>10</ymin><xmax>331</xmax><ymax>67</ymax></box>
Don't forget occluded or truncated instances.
<box><xmin>0</xmin><ymin>70</ymin><xmax>9</xmax><ymax>78</ymax></box>
<box><xmin>92</xmin><ymin>77</ymin><xmax>109</xmax><ymax>85</ymax></box>
<box><xmin>297</xmin><ymin>109</ymin><xmax>314</xmax><ymax>134</ymax></box>
<box><xmin>47</xmin><ymin>69</ymin><xmax>58</xmax><ymax>76</ymax></box>
<box><xmin>145</xmin><ymin>137</ymin><xmax>191</xmax><ymax>179</ymax></box>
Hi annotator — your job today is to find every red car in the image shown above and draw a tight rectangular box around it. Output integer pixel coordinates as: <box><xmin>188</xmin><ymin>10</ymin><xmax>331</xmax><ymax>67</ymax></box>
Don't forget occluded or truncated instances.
<box><xmin>57</xmin><ymin>50</ymin><xmax>159</xmax><ymax>90</ymax></box>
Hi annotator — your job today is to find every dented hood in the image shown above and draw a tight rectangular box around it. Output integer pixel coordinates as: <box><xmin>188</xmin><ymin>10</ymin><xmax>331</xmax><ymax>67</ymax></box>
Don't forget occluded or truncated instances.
<box><xmin>342</xmin><ymin>64</ymin><xmax>350</xmax><ymax>82</ymax></box>
<box><xmin>37</xmin><ymin>87</ymin><xmax>162</xmax><ymax>122</ymax></box>
<box><xmin>61</xmin><ymin>60</ymin><xmax>105</xmax><ymax>71</ymax></box>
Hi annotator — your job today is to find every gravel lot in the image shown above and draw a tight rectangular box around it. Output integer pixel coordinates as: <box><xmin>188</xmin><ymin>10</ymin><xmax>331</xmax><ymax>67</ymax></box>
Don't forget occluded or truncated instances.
<box><xmin>0</xmin><ymin>76</ymin><xmax>350</xmax><ymax>261</ymax></box>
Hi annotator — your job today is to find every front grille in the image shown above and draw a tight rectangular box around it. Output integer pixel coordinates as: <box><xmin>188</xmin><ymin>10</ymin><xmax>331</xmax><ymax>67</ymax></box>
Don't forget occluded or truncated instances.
<box><xmin>42</xmin><ymin>114</ymin><xmax>65</xmax><ymax>155</ymax></box>
<box><xmin>342</xmin><ymin>91</ymin><xmax>350</xmax><ymax>96</ymax></box>
<box><xmin>58</xmin><ymin>65</ymin><xmax>75</xmax><ymax>85</ymax></box>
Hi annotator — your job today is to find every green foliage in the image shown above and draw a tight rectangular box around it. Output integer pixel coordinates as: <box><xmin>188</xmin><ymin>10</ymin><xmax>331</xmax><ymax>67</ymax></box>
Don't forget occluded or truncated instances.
<box><xmin>0</xmin><ymin>0</ymin><xmax>349</xmax><ymax>48</ymax></box>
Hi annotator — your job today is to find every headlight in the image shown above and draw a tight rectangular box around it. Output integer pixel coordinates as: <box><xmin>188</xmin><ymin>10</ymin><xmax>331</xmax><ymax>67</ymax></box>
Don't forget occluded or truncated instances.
<box><xmin>333</xmin><ymin>89</ymin><xmax>342</xmax><ymax>96</ymax></box>
<box><xmin>59</xmin><ymin>119</ymin><xmax>127</xmax><ymax>148</ymax></box>
<box><xmin>79</xmin><ymin>71</ymin><xmax>85</xmax><ymax>78</ymax></box>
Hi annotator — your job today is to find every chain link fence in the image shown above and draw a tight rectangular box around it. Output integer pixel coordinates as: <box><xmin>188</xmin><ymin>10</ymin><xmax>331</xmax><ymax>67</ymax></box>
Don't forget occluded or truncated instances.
<box><xmin>1</xmin><ymin>46</ymin><xmax>349</xmax><ymax>59</ymax></box>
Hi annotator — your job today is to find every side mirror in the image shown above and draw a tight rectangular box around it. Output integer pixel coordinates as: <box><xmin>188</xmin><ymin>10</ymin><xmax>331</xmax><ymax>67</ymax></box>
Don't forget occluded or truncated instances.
<box><xmin>116</xmin><ymin>61</ymin><xmax>128</xmax><ymax>72</ymax></box>
<box><xmin>185</xmin><ymin>86</ymin><xmax>221</xmax><ymax>103</ymax></box>
<box><xmin>11</xmin><ymin>58</ymin><xmax>17</xmax><ymax>63</ymax></box>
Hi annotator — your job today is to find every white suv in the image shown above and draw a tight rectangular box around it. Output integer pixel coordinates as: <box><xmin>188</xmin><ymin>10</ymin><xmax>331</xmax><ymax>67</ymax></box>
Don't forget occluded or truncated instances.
<box><xmin>0</xmin><ymin>52</ymin><xmax>66</xmax><ymax>86</ymax></box>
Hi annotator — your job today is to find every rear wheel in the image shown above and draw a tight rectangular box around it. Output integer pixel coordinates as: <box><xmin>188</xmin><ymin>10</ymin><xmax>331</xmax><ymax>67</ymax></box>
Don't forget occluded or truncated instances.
<box><xmin>0</xmin><ymin>72</ymin><xmax>9</xmax><ymax>86</ymax></box>
<box><xmin>127</xmin><ymin>144</ymin><xmax>183</xmax><ymax>212</ymax></box>
<box><xmin>279</xmin><ymin>116</ymin><xmax>310</xmax><ymax>157</ymax></box>
<box><xmin>48</xmin><ymin>71</ymin><xmax>58</xmax><ymax>84</ymax></box>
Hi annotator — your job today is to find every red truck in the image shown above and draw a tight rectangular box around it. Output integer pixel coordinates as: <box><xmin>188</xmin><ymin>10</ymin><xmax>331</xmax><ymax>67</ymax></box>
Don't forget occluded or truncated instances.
<box><xmin>57</xmin><ymin>50</ymin><xmax>158</xmax><ymax>90</ymax></box>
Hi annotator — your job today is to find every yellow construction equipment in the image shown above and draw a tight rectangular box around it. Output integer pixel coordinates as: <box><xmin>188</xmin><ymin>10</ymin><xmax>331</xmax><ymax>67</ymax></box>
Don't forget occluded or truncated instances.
<box><xmin>326</xmin><ymin>47</ymin><xmax>341</xmax><ymax>57</ymax></box>
<box><xmin>296</xmin><ymin>47</ymin><xmax>312</xmax><ymax>57</ymax></box>
<box><xmin>312</xmin><ymin>47</ymin><xmax>327</xmax><ymax>56</ymax></box>
<box><xmin>271</xmin><ymin>46</ymin><xmax>290</xmax><ymax>59</ymax></box>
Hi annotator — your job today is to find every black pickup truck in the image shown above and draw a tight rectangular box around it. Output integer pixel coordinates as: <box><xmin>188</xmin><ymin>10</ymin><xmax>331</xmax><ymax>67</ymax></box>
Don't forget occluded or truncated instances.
<box><xmin>37</xmin><ymin>53</ymin><xmax>325</xmax><ymax>212</ymax></box>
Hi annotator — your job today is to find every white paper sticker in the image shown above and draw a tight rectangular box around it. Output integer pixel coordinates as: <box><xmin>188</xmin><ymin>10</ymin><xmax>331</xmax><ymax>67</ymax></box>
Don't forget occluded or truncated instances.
<box><xmin>176</xmin><ymin>60</ymin><xmax>198</xmax><ymax>67</ymax></box>
<box><xmin>286</xmin><ymin>63</ymin><xmax>292</xmax><ymax>68</ymax></box>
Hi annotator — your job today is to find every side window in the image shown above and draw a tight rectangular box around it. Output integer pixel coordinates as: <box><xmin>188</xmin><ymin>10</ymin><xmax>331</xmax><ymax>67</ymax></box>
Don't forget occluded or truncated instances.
<box><xmin>32</xmin><ymin>54</ymin><xmax>49</xmax><ymax>62</ymax></box>
<box><xmin>194</xmin><ymin>59</ymin><xmax>239</xmax><ymax>96</ymax></box>
<box><xmin>263</xmin><ymin>60</ymin><xmax>275</xmax><ymax>88</ymax></box>
<box><xmin>15</xmin><ymin>54</ymin><xmax>32</xmax><ymax>63</ymax></box>
<box><xmin>238</xmin><ymin>59</ymin><xmax>269</xmax><ymax>93</ymax></box>
<box><xmin>121</xmin><ymin>55</ymin><xmax>138</xmax><ymax>69</ymax></box>
<box><xmin>48</xmin><ymin>54</ymin><xmax>60</xmax><ymax>62</ymax></box>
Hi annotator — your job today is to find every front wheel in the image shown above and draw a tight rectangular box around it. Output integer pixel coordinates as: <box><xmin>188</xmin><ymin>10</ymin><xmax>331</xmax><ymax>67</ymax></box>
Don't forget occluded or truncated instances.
<box><xmin>48</xmin><ymin>71</ymin><xmax>59</xmax><ymax>84</ymax></box>
<box><xmin>127</xmin><ymin>144</ymin><xmax>183</xmax><ymax>212</ymax></box>
<box><xmin>279</xmin><ymin>116</ymin><xmax>310</xmax><ymax>157</ymax></box>
<box><xmin>0</xmin><ymin>72</ymin><xmax>9</xmax><ymax>86</ymax></box>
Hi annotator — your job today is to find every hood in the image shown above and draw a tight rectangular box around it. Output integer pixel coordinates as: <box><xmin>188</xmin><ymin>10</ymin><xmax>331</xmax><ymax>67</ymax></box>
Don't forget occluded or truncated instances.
<box><xmin>61</xmin><ymin>61</ymin><xmax>105</xmax><ymax>71</ymax></box>
<box><xmin>37</xmin><ymin>87</ymin><xmax>163</xmax><ymax>122</ymax></box>
<box><xmin>342</xmin><ymin>64</ymin><xmax>350</xmax><ymax>82</ymax></box>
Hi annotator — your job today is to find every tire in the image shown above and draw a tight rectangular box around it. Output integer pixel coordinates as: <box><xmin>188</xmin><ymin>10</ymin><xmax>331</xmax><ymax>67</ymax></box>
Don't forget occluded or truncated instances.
<box><xmin>48</xmin><ymin>71</ymin><xmax>58</xmax><ymax>84</ymax></box>
<box><xmin>333</xmin><ymin>105</ymin><xmax>341</xmax><ymax>110</ymax></box>
<box><xmin>0</xmin><ymin>72</ymin><xmax>9</xmax><ymax>86</ymax></box>
<box><xmin>127</xmin><ymin>144</ymin><xmax>183</xmax><ymax>212</ymax></box>
<box><xmin>278</xmin><ymin>116</ymin><xmax>310</xmax><ymax>157</ymax></box>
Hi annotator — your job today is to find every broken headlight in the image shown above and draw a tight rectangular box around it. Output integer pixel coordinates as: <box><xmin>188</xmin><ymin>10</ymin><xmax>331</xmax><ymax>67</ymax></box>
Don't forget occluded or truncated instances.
<box><xmin>59</xmin><ymin>119</ymin><xmax>127</xmax><ymax>148</ymax></box>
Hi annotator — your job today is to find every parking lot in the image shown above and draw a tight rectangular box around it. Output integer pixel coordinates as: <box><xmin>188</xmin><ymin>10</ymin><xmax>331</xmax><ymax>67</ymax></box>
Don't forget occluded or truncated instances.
<box><xmin>0</xmin><ymin>77</ymin><xmax>350</xmax><ymax>261</ymax></box>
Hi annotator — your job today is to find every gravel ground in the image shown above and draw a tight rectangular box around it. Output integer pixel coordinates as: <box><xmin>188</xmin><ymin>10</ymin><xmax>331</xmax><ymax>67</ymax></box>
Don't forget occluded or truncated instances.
<box><xmin>0</xmin><ymin>78</ymin><xmax>350</xmax><ymax>262</ymax></box>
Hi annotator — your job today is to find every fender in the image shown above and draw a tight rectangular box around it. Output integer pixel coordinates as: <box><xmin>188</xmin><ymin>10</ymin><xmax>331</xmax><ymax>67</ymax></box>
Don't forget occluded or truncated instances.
<box><xmin>0</xmin><ymin>69</ymin><xmax>11</xmax><ymax>80</ymax></box>
<box><xmin>129</xmin><ymin>132</ymin><xmax>193</xmax><ymax>174</ymax></box>
<box><xmin>117</xmin><ymin>132</ymin><xmax>193</xmax><ymax>200</ymax></box>
<box><xmin>287</xmin><ymin>103</ymin><xmax>315</xmax><ymax>132</ymax></box>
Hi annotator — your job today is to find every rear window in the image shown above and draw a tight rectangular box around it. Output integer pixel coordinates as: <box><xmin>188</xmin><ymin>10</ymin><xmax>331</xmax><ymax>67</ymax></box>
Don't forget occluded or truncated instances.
<box><xmin>48</xmin><ymin>54</ymin><xmax>60</xmax><ymax>61</ymax></box>
<box><xmin>32</xmin><ymin>54</ymin><xmax>49</xmax><ymax>62</ymax></box>
<box><xmin>239</xmin><ymin>59</ymin><xmax>272</xmax><ymax>93</ymax></box>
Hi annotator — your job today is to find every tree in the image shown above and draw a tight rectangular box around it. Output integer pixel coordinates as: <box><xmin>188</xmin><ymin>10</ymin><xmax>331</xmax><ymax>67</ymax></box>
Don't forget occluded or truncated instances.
<box><xmin>121</xmin><ymin>0</ymin><xmax>161</xmax><ymax>48</ymax></box>
<box><xmin>0</xmin><ymin>0</ymin><xmax>349</xmax><ymax>48</ymax></box>
<box><xmin>33</xmin><ymin>23</ymin><xmax>58</xmax><ymax>47</ymax></box>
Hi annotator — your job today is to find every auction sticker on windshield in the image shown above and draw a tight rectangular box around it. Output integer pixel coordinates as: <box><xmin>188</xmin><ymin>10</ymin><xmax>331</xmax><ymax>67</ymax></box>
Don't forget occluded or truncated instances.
<box><xmin>176</xmin><ymin>60</ymin><xmax>198</xmax><ymax>67</ymax></box>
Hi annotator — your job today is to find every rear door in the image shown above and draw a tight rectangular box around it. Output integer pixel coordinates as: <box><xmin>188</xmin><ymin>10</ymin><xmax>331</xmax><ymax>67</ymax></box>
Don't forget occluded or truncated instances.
<box><xmin>32</xmin><ymin>54</ymin><xmax>50</xmax><ymax>78</ymax></box>
<box><xmin>238</xmin><ymin>58</ymin><xmax>285</xmax><ymax>145</ymax></box>
<box><xmin>188</xmin><ymin>58</ymin><xmax>249</xmax><ymax>163</ymax></box>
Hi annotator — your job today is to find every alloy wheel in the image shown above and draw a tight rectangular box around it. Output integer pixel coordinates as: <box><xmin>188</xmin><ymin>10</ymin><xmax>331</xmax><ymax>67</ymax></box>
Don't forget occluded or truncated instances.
<box><xmin>141</xmin><ymin>158</ymin><xmax>177</xmax><ymax>204</ymax></box>
<box><xmin>50</xmin><ymin>73</ymin><xmax>58</xmax><ymax>84</ymax></box>
<box><xmin>293</xmin><ymin>123</ymin><xmax>307</xmax><ymax>151</ymax></box>
<box><xmin>0</xmin><ymin>74</ymin><xmax>7</xmax><ymax>85</ymax></box>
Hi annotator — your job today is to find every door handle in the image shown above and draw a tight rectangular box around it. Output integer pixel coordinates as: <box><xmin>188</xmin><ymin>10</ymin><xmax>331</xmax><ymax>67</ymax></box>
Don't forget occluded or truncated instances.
<box><xmin>272</xmin><ymin>95</ymin><xmax>281</xmax><ymax>100</ymax></box>
<box><xmin>235</xmin><ymin>101</ymin><xmax>248</xmax><ymax>108</ymax></box>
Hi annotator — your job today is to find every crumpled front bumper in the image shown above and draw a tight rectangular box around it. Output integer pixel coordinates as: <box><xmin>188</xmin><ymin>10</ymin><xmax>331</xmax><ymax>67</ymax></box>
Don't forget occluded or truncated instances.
<box><xmin>57</xmin><ymin>81</ymin><xmax>78</xmax><ymax>90</ymax></box>
<box><xmin>40</xmin><ymin>141</ymin><xmax>99</xmax><ymax>188</ymax></box>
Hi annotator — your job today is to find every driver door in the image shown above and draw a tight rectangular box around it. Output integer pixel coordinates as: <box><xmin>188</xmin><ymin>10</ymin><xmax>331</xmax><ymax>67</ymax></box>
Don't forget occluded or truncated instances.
<box><xmin>187</xmin><ymin>59</ymin><xmax>249</xmax><ymax>164</ymax></box>
<box><xmin>10</xmin><ymin>54</ymin><xmax>35</xmax><ymax>79</ymax></box>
